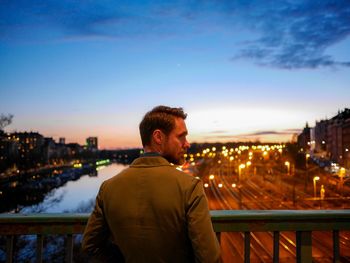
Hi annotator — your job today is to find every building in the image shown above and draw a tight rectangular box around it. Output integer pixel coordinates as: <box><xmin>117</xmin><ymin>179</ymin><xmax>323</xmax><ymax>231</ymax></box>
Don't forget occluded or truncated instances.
<box><xmin>66</xmin><ymin>143</ymin><xmax>84</xmax><ymax>158</ymax></box>
<box><xmin>297</xmin><ymin>123</ymin><xmax>311</xmax><ymax>151</ymax></box>
<box><xmin>314</xmin><ymin>119</ymin><xmax>328</xmax><ymax>157</ymax></box>
<box><xmin>310</xmin><ymin>109</ymin><xmax>350</xmax><ymax>168</ymax></box>
<box><xmin>326</xmin><ymin>109</ymin><xmax>350</xmax><ymax>168</ymax></box>
<box><xmin>0</xmin><ymin>131</ymin><xmax>18</xmax><ymax>172</ymax></box>
<box><xmin>10</xmin><ymin>132</ymin><xmax>45</xmax><ymax>167</ymax></box>
<box><xmin>298</xmin><ymin>109</ymin><xmax>350</xmax><ymax>168</ymax></box>
<box><xmin>0</xmin><ymin>131</ymin><xmax>9</xmax><ymax>165</ymax></box>
<box><xmin>59</xmin><ymin>137</ymin><xmax>65</xmax><ymax>144</ymax></box>
<box><xmin>86</xmin><ymin>137</ymin><xmax>98</xmax><ymax>151</ymax></box>
<box><xmin>42</xmin><ymin>137</ymin><xmax>56</xmax><ymax>163</ymax></box>
<box><xmin>343</xmin><ymin>118</ymin><xmax>350</xmax><ymax>168</ymax></box>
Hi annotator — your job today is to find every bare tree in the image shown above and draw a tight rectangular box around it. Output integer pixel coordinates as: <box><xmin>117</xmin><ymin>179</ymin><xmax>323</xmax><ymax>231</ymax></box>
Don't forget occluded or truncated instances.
<box><xmin>0</xmin><ymin>114</ymin><xmax>13</xmax><ymax>130</ymax></box>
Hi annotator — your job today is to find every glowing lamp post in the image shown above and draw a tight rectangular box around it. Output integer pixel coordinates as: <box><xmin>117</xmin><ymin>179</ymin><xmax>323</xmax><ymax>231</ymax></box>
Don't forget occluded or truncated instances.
<box><xmin>313</xmin><ymin>176</ymin><xmax>320</xmax><ymax>199</ymax></box>
<box><xmin>285</xmin><ymin>161</ymin><xmax>290</xmax><ymax>175</ymax></box>
<box><xmin>339</xmin><ymin>167</ymin><xmax>346</xmax><ymax>197</ymax></box>
<box><xmin>306</xmin><ymin>153</ymin><xmax>310</xmax><ymax>168</ymax></box>
<box><xmin>238</xmin><ymin>164</ymin><xmax>245</xmax><ymax>181</ymax></box>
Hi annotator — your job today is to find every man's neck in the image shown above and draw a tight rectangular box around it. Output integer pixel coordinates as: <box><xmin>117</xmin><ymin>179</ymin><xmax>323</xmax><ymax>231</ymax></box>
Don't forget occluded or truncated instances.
<box><xmin>142</xmin><ymin>147</ymin><xmax>162</xmax><ymax>157</ymax></box>
<box><xmin>143</xmin><ymin>145</ymin><xmax>162</xmax><ymax>154</ymax></box>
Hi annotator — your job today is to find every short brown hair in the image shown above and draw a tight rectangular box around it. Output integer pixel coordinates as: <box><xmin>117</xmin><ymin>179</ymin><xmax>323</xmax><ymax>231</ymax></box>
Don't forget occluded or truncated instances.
<box><xmin>139</xmin><ymin>106</ymin><xmax>187</xmax><ymax>147</ymax></box>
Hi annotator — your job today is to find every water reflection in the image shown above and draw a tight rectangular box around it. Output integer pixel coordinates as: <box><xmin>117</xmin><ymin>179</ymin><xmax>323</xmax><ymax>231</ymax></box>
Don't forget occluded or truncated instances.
<box><xmin>4</xmin><ymin>163</ymin><xmax>126</xmax><ymax>213</ymax></box>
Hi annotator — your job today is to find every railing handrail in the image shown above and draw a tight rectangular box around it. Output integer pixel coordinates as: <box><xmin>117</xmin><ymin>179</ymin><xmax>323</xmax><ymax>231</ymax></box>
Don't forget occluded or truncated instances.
<box><xmin>211</xmin><ymin>209</ymin><xmax>350</xmax><ymax>232</ymax></box>
<box><xmin>2</xmin><ymin>209</ymin><xmax>350</xmax><ymax>220</ymax></box>
<box><xmin>1</xmin><ymin>210</ymin><xmax>350</xmax><ymax>235</ymax></box>
<box><xmin>1</xmin><ymin>210</ymin><xmax>350</xmax><ymax>263</ymax></box>
<box><xmin>0</xmin><ymin>213</ymin><xmax>89</xmax><ymax>224</ymax></box>
<box><xmin>211</xmin><ymin>209</ymin><xmax>350</xmax><ymax>220</ymax></box>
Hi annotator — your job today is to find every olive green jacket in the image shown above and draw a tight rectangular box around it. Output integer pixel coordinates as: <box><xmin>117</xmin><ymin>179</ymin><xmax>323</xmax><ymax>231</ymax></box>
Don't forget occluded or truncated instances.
<box><xmin>82</xmin><ymin>155</ymin><xmax>221</xmax><ymax>263</ymax></box>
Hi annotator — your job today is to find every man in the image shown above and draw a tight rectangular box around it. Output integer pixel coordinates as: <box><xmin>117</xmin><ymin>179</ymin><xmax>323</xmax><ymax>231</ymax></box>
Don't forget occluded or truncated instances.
<box><xmin>82</xmin><ymin>106</ymin><xmax>221</xmax><ymax>262</ymax></box>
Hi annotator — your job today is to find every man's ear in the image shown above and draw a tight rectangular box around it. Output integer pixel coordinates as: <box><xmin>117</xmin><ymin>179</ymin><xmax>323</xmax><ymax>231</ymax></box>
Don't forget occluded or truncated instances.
<box><xmin>152</xmin><ymin>129</ymin><xmax>164</xmax><ymax>145</ymax></box>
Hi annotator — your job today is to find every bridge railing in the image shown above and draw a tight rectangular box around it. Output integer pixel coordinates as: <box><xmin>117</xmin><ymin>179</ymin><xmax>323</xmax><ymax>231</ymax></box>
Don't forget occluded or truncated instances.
<box><xmin>1</xmin><ymin>210</ymin><xmax>350</xmax><ymax>263</ymax></box>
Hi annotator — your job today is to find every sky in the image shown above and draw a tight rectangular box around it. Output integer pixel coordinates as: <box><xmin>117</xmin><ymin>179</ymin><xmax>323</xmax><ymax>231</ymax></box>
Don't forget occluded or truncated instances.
<box><xmin>0</xmin><ymin>0</ymin><xmax>349</xmax><ymax>149</ymax></box>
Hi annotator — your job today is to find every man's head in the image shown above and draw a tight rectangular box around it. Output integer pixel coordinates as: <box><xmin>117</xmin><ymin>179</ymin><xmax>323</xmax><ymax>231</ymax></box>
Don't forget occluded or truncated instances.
<box><xmin>139</xmin><ymin>106</ymin><xmax>190</xmax><ymax>165</ymax></box>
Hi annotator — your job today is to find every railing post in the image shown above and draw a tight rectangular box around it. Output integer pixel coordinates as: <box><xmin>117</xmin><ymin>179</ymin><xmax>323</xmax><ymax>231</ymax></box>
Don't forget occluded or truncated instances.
<box><xmin>36</xmin><ymin>234</ymin><xmax>43</xmax><ymax>263</ymax></box>
<box><xmin>6</xmin><ymin>235</ymin><xmax>14</xmax><ymax>263</ymax></box>
<box><xmin>0</xmin><ymin>211</ymin><xmax>350</xmax><ymax>262</ymax></box>
<box><xmin>296</xmin><ymin>231</ymin><xmax>312</xmax><ymax>263</ymax></box>
<box><xmin>65</xmin><ymin>234</ymin><xmax>73</xmax><ymax>263</ymax></box>
<box><xmin>273</xmin><ymin>231</ymin><xmax>279</xmax><ymax>263</ymax></box>
<box><xmin>216</xmin><ymin>232</ymin><xmax>221</xmax><ymax>245</ymax></box>
<box><xmin>244</xmin><ymin>231</ymin><xmax>250</xmax><ymax>263</ymax></box>
<box><xmin>333</xmin><ymin>230</ymin><xmax>340</xmax><ymax>263</ymax></box>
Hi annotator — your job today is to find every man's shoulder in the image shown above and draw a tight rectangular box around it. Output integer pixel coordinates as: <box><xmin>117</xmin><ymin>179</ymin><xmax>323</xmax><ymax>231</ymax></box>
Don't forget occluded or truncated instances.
<box><xmin>102</xmin><ymin>159</ymin><xmax>201</xmax><ymax>188</ymax></box>
<box><xmin>170</xmin><ymin>166</ymin><xmax>202</xmax><ymax>188</ymax></box>
<box><xmin>101</xmin><ymin>166</ymin><xmax>130</xmax><ymax>185</ymax></box>
<box><xmin>130</xmin><ymin>155</ymin><xmax>170</xmax><ymax>168</ymax></box>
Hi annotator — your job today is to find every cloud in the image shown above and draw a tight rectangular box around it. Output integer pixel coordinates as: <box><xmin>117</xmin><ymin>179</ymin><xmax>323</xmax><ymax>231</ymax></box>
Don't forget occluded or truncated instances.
<box><xmin>1</xmin><ymin>0</ymin><xmax>349</xmax><ymax>69</ymax></box>
<box><xmin>0</xmin><ymin>0</ymin><xmax>140</xmax><ymax>41</ymax></box>
<box><xmin>205</xmin><ymin>129</ymin><xmax>299</xmax><ymax>137</ymax></box>
<box><xmin>240</xmin><ymin>129</ymin><xmax>300</xmax><ymax>137</ymax></box>
<box><xmin>230</xmin><ymin>129</ymin><xmax>300</xmax><ymax>138</ymax></box>
<box><xmin>225</xmin><ymin>0</ymin><xmax>350</xmax><ymax>69</ymax></box>
<box><xmin>201</xmin><ymin>128</ymin><xmax>300</xmax><ymax>142</ymax></box>
<box><xmin>0</xmin><ymin>0</ymin><xmax>197</xmax><ymax>42</ymax></box>
<box><xmin>283</xmin><ymin>128</ymin><xmax>303</xmax><ymax>133</ymax></box>
<box><xmin>207</xmin><ymin>130</ymin><xmax>230</xmax><ymax>134</ymax></box>
<box><xmin>244</xmin><ymin>131</ymin><xmax>284</xmax><ymax>136</ymax></box>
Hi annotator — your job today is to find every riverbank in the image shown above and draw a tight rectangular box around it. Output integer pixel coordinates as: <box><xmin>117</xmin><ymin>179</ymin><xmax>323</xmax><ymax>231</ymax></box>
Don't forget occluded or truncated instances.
<box><xmin>0</xmin><ymin>159</ymin><xmax>111</xmax><ymax>185</ymax></box>
<box><xmin>0</xmin><ymin>159</ymin><xmax>111</xmax><ymax>213</ymax></box>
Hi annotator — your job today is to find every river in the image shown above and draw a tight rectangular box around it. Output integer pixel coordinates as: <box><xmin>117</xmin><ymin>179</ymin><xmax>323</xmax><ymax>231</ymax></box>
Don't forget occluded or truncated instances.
<box><xmin>19</xmin><ymin>163</ymin><xmax>126</xmax><ymax>213</ymax></box>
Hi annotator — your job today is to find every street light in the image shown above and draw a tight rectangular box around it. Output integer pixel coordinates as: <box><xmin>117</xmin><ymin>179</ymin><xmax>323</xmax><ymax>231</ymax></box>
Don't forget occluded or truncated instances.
<box><xmin>285</xmin><ymin>161</ymin><xmax>290</xmax><ymax>175</ymax></box>
<box><xmin>313</xmin><ymin>176</ymin><xmax>320</xmax><ymax>199</ymax></box>
<box><xmin>306</xmin><ymin>153</ymin><xmax>310</xmax><ymax>169</ymax></box>
<box><xmin>339</xmin><ymin>167</ymin><xmax>346</xmax><ymax>197</ymax></box>
<box><xmin>238</xmin><ymin>164</ymin><xmax>245</xmax><ymax>181</ymax></box>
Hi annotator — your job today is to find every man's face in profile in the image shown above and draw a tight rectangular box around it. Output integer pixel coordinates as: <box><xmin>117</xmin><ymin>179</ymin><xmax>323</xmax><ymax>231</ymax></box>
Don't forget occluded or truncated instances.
<box><xmin>162</xmin><ymin>117</ymin><xmax>190</xmax><ymax>165</ymax></box>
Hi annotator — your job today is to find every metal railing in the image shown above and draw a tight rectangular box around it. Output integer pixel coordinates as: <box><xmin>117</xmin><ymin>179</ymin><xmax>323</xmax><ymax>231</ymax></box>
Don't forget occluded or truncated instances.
<box><xmin>1</xmin><ymin>210</ymin><xmax>350</xmax><ymax>263</ymax></box>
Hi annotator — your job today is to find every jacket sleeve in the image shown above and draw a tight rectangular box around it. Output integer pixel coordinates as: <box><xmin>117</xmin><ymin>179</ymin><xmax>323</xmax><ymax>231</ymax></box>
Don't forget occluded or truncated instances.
<box><xmin>186</xmin><ymin>179</ymin><xmax>221</xmax><ymax>263</ymax></box>
<box><xmin>82</xmin><ymin>182</ymin><xmax>114</xmax><ymax>262</ymax></box>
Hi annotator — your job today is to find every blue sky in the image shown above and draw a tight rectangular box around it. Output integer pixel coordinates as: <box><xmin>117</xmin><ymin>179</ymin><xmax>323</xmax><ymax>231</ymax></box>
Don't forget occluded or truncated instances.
<box><xmin>1</xmin><ymin>0</ymin><xmax>349</xmax><ymax>148</ymax></box>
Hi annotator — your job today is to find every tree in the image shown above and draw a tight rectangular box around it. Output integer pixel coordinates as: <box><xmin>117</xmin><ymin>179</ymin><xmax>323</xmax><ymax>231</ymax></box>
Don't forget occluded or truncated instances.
<box><xmin>0</xmin><ymin>114</ymin><xmax>13</xmax><ymax>130</ymax></box>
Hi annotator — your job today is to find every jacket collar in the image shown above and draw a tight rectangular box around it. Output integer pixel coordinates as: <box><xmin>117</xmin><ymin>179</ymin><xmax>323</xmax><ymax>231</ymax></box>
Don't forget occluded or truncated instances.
<box><xmin>141</xmin><ymin>152</ymin><xmax>161</xmax><ymax>157</ymax></box>
<box><xmin>130</xmin><ymin>155</ymin><xmax>172</xmax><ymax>168</ymax></box>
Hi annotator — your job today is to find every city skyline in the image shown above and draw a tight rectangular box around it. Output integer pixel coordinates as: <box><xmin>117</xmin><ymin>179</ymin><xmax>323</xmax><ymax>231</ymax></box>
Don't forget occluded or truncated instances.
<box><xmin>1</xmin><ymin>1</ymin><xmax>349</xmax><ymax>149</ymax></box>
